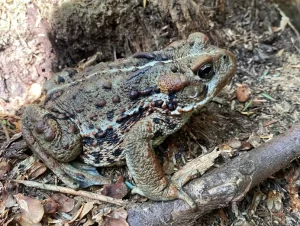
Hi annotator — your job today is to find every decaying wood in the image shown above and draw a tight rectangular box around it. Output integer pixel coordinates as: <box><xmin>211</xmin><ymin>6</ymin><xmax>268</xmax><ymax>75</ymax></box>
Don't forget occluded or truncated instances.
<box><xmin>127</xmin><ymin>124</ymin><xmax>300</xmax><ymax>225</ymax></box>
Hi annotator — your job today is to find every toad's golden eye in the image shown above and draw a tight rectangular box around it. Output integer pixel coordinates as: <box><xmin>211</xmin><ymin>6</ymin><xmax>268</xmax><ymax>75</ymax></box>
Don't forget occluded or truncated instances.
<box><xmin>194</xmin><ymin>62</ymin><xmax>214</xmax><ymax>80</ymax></box>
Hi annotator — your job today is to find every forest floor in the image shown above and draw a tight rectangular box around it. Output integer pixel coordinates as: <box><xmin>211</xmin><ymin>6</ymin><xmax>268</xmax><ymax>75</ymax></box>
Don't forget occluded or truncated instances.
<box><xmin>0</xmin><ymin>0</ymin><xmax>300</xmax><ymax>225</ymax></box>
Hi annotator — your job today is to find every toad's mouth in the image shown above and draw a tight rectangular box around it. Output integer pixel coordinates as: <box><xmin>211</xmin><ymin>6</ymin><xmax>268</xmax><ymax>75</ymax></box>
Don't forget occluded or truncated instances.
<box><xmin>182</xmin><ymin>84</ymin><xmax>208</xmax><ymax>100</ymax></box>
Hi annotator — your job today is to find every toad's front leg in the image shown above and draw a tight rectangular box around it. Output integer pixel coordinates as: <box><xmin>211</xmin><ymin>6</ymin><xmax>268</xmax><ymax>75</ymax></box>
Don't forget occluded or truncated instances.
<box><xmin>123</xmin><ymin>113</ymin><xmax>196</xmax><ymax>207</ymax></box>
<box><xmin>22</xmin><ymin>105</ymin><xmax>110</xmax><ymax>189</ymax></box>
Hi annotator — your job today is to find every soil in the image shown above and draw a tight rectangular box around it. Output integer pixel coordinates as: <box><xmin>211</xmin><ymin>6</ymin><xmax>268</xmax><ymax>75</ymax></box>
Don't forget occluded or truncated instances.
<box><xmin>0</xmin><ymin>0</ymin><xmax>300</xmax><ymax>225</ymax></box>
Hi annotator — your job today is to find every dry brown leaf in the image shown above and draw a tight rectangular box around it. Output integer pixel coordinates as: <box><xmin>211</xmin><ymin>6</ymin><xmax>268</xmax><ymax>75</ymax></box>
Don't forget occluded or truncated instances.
<box><xmin>80</xmin><ymin>201</ymin><xmax>96</xmax><ymax>219</ymax></box>
<box><xmin>2</xmin><ymin>185</ymin><xmax>16</xmax><ymax>208</ymax></box>
<box><xmin>69</xmin><ymin>204</ymin><xmax>84</xmax><ymax>224</ymax></box>
<box><xmin>103</xmin><ymin>217</ymin><xmax>129</xmax><ymax>226</ymax></box>
<box><xmin>0</xmin><ymin>161</ymin><xmax>11</xmax><ymax>180</ymax></box>
<box><xmin>27</xmin><ymin>161</ymin><xmax>47</xmax><ymax>180</ymax></box>
<box><xmin>103</xmin><ymin>208</ymin><xmax>128</xmax><ymax>226</ymax></box>
<box><xmin>101</xmin><ymin>176</ymin><xmax>129</xmax><ymax>199</ymax></box>
<box><xmin>42</xmin><ymin>198</ymin><xmax>59</xmax><ymax>214</ymax></box>
<box><xmin>15</xmin><ymin>194</ymin><xmax>44</xmax><ymax>224</ymax></box>
<box><xmin>52</xmin><ymin>193</ymin><xmax>75</xmax><ymax>213</ymax></box>
<box><xmin>93</xmin><ymin>207</ymin><xmax>112</xmax><ymax>225</ymax></box>
<box><xmin>110</xmin><ymin>208</ymin><xmax>128</xmax><ymax>220</ymax></box>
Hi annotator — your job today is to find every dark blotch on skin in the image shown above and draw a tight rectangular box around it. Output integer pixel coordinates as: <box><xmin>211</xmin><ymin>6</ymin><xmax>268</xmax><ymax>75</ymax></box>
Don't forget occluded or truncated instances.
<box><xmin>57</xmin><ymin>75</ymin><xmax>65</xmax><ymax>84</ymax></box>
<box><xmin>95</xmin><ymin>129</ymin><xmax>107</xmax><ymax>138</ymax></box>
<box><xmin>153</xmin><ymin>118</ymin><xmax>160</xmax><ymax>124</ymax></box>
<box><xmin>94</xmin><ymin>127</ymin><xmax>120</xmax><ymax>146</ymax></box>
<box><xmin>75</xmin><ymin>108</ymin><xmax>84</xmax><ymax>113</ymax></box>
<box><xmin>189</xmin><ymin>40</ymin><xmax>195</xmax><ymax>46</ymax></box>
<box><xmin>140</xmin><ymin>87</ymin><xmax>152</xmax><ymax>96</ymax></box>
<box><xmin>82</xmin><ymin>137</ymin><xmax>94</xmax><ymax>146</ymax></box>
<box><xmin>65</xmin><ymin>112</ymin><xmax>75</xmax><ymax>119</ymax></box>
<box><xmin>154</xmin><ymin>87</ymin><xmax>160</xmax><ymax>93</ymax></box>
<box><xmin>116</xmin><ymin>114</ymin><xmax>129</xmax><ymax>123</ymax></box>
<box><xmin>129</xmin><ymin>90</ymin><xmax>139</xmax><ymax>100</ymax></box>
<box><xmin>68</xmin><ymin>125</ymin><xmax>78</xmax><ymax>134</ymax></box>
<box><xmin>154</xmin><ymin>100</ymin><xmax>163</xmax><ymax>107</ymax></box>
<box><xmin>167</xmin><ymin>93</ymin><xmax>177</xmax><ymax>111</ymax></box>
<box><xmin>170</xmin><ymin>65</ymin><xmax>178</xmax><ymax>73</ymax></box>
<box><xmin>95</xmin><ymin>99</ymin><xmax>106</xmax><ymax>108</ymax></box>
<box><xmin>44</xmin><ymin>90</ymin><xmax>65</xmax><ymax>103</ymax></box>
<box><xmin>112</xmin><ymin>95</ymin><xmax>121</xmax><ymax>103</ymax></box>
<box><xmin>153</xmin><ymin>129</ymin><xmax>163</xmax><ymax>139</ymax></box>
<box><xmin>133</xmin><ymin>52</ymin><xmax>156</xmax><ymax>60</ymax></box>
<box><xmin>167</xmin><ymin>101</ymin><xmax>177</xmax><ymax>111</ymax></box>
<box><xmin>156</xmin><ymin>53</ymin><xmax>169</xmax><ymax>61</ymax></box>
<box><xmin>107</xmin><ymin>158</ymin><xmax>115</xmax><ymax>163</ymax></box>
<box><xmin>167</xmin><ymin>103</ymin><xmax>175</xmax><ymax>111</ymax></box>
<box><xmin>166</xmin><ymin>118</ymin><xmax>177</xmax><ymax>130</ymax></box>
<box><xmin>102</xmin><ymin>81</ymin><xmax>112</xmax><ymax>89</ymax></box>
<box><xmin>106</xmin><ymin>110</ymin><xmax>114</xmax><ymax>121</ymax></box>
<box><xmin>112</xmin><ymin>148</ymin><xmax>123</xmax><ymax>156</ymax></box>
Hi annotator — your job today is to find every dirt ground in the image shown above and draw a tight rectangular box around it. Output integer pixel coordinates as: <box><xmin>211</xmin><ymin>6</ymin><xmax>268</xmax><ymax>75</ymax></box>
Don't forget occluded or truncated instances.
<box><xmin>0</xmin><ymin>0</ymin><xmax>300</xmax><ymax>225</ymax></box>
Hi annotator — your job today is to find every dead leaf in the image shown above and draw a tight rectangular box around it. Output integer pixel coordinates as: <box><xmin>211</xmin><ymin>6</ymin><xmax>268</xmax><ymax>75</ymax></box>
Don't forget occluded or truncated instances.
<box><xmin>93</xmin><ymin>207</ymin><xmax>112</xmax><ymax>225</ymax></box>
<box><xmin>27</xmin><ymin>161</ymin><xmax>47</xmax><ymax>180</ymax></box>
<box><xmin>0</xmin><ymin>161</ymin><xmax>11</xmax><ymax>180</ymax></box>
<box><xmin>101</xmin><ymin>176</ymin><xmax>129</xmax><ymax>199</ymax></box>
<box><xmin>15</xmin><ymin>194</ymin><xmax>44</xmax><ymax>224</ymax></box>
<box><xmin>42</xmin><ymin>198</ymin><xmax>59</xmax><ymax>214</ymax></box>
<box><xmin>80</xmin><ymin>201</ymin><xmax>96</xmax><ymax>219</ymax></box>
<box><xmin>110</xmin><ymin>208</ymin><xmax>128</xmax><ymax>220</ymax></box>
<box><xmin>52</xmin><ymin>193</ymin><xmax>75</xmax><ymax>213</ymax></box>
<box><xmin>103</xmin><ymin>217</ymin><xmax>129</xmax><ymax>226</ymax></box>
<box><xmin>2</xmin><ymin>185</ymin><xmax>16</xmax><ymax>208</ymax></box>
<box><xmin>69</xmin><ymin>204</ymin><xmax>84</xmax><ymax>224</ymax></box>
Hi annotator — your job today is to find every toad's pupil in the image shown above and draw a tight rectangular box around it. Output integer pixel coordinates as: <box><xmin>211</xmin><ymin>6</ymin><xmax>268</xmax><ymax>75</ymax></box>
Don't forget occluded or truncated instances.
<box><xmin>197</xmin><ymin>63</ymin><xmax>214</xmax><ymax>80</ymax></box>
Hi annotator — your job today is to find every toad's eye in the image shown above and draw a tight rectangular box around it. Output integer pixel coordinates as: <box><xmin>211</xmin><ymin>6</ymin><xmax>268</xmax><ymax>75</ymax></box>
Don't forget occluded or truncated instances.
<box><xmin>195</xmin><ymin>63</ymin><xmax>214</xmax><ymax>80</ymax></box>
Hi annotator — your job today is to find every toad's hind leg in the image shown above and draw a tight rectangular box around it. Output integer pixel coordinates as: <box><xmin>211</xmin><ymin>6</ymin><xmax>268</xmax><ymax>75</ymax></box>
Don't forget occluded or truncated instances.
<box><xmin>22</xmin><ymin>105</ymin><xmax>110</xmax><ymax>189</ymax></box>
<box><xmin>123</xmin><ymin>113</ymin><xmax>196</xmax><ymax>207</ymax></box>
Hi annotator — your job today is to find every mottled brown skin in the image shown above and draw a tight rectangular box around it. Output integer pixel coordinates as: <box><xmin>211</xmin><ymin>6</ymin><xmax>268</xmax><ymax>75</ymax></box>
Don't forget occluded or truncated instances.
<box><xmin>22</xmin><ymin>33</ymin><xmax>236</xmax><ymax>206</ymax></box>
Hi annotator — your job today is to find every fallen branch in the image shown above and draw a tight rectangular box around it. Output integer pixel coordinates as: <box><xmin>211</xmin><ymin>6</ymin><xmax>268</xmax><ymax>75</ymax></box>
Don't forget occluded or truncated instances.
<box><xmin>127</xmin><ymin>124</ymin><xmax>300</xmax><ymax>225</ymax></box>
<box><xmin>12</xmin><ymin>180</ymin><xmax>126</xmax><ymax>206</ymax></box>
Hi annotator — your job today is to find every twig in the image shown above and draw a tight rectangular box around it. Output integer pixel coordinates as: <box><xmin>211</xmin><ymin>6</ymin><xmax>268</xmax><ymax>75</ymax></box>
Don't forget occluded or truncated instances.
<box><xmin>274</xmin><ymin>4</ymin><xmax>300</xmax><ymax>41</ymax></box>
<box><xmin>12</xmin><ymin>179</ymin><xmax>126</xmax><ymax>206</ymax></box>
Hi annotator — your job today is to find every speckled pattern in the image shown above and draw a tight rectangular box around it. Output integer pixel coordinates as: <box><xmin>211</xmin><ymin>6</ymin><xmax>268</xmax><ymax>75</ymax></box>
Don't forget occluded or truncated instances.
<box><xmin>22</xmin><ymin>33</ymin><xmax>236</xmax><ymax>204</ymax></box>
